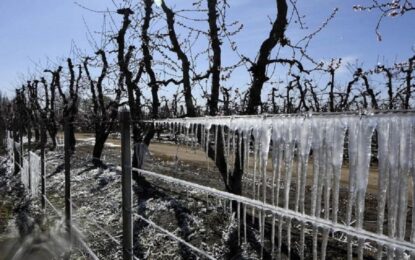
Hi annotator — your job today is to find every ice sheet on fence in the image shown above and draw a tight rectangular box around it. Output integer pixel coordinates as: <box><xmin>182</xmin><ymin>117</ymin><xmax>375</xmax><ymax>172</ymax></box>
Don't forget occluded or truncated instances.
<box><xmin>21</xmin><ymin>158</ymin><xmax>29</xmax><ymax>189</ymax></box>
<box><xmin>151</xmin><ymin>112</ymin><xmax>415</xmax><ymax>258</ymax></box>
<box><xmin>29</xmin><ymin>151</ymin><xmax>41</xmax><ymax>196</ymax></box>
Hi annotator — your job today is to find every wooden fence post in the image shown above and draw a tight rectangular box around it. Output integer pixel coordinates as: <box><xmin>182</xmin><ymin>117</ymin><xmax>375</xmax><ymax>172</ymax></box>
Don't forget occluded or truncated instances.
<box><xmin>120</xmin><ymin>108</ymin><xmax>133</xmax><ymax>260</ymax></box>
<box><xmin>64</xmin><ymin>117</ymin><xmax>72</xmax><ymax>248</ymax></box>
<box><xmin>41</xmin><ymin>124</ymin><xmax>46</xmax><ymax>210</ymax></box>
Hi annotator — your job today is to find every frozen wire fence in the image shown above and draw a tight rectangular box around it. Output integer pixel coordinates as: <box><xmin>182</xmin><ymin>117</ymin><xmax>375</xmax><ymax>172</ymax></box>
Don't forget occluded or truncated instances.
<box><xmin>70</xmin><ymin>199</ymin><xmax>124</xmax><ymax>247</ymax></box>
<box><xmin>150</xmin><ymin>112</ymin><xmax>415</xmax><ymax>258</ymax></box>
<box><xmin>132</xmin><ymin>167</ymin><xmax>415</xmax><ymax>252</ymax></box>
<box><xmin>44</xmin><ymin>196</ymin><xmax>139</xmax><ymax>260</ymax></box>
<box><xmin>43</xmin><ymin>195</ymin><xmax>100</xmax><ymax>260</ymax></box>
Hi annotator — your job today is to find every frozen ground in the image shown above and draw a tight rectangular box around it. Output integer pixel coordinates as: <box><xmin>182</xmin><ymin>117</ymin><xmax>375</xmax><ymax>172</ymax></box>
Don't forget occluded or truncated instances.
<box><xmin>0</xmin><ymin>141</ymin><xmax>269</xmax><ymax>259</ymax></box>
<box><xmin>2</xmin><ymin>132</ymin><xmax>406</xmax><ymax>259</ymax></box>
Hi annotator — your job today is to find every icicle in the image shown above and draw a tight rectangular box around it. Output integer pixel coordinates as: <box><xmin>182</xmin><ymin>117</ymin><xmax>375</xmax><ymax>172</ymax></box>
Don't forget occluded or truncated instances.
<box><xmin>310</xmin><ymin>122</ymin><xmax>324</xmax><ymax>259</ymax></box>
<box><xmin>331</xmin><ymin>119</ymin><xmax>347</xmax><ymax>224</ymax></box>
<box><xmin>321</xmin><ymin>228</ymin><xmax>329</xmax><ymax>260</ymax></box>
<box><xmin>411</xmin><ymin>118</ymin><xmax>415</xmax><ymax>246</ymax></box>
<box><xmin>253</xmin><ymin>130</ymin><xmax>258</xmax><ymax>200</ymax></box>
<box><xmin>238</xmin><ymin>131</ymin><xmax>242</xmax><ymax>171</ymax></box>
<box><xmin>252</xmin><ymin>130</ymin><xmax>258</xmax><ymax>223</ymax></box>
<box><xmin>259</xmin><ymin>210</ymin><xmax>264</xmax><ymax>259</ymax></box>
<box><xmin>214</xmin><ymin>125</ymin><xmax>218</xmax><ymax>164</ymax></box>
<box><xmin>271</xmin><ymin>139</ymin><xmax>278</xmax><ymax>206</ymax></box>
<box><xmin>355</xmin><ymin>118</ymin><xmax>375</xmax><ymax>230</ymax></box>
<box><xmin>174</xmin><ymin>137</ymin><xmax>180</xmax><ymax>173</ymax></box>
<box><xmin>377</xmin><ymin>118</ymin><xmax>390</xmax><ymax>259</ymax></box>
<box><xmin>260</xmin><ymin>210</ymin><xmax>266</xmax><ymax>258</ymax></box>
<box><xmin>397</xmin><ymin>118</ymin><xmax>411</xmax><ymax>241</ymax></box>
<box><xmin>191</xmin><ymin>123</ymin><xmax>195</xmax><ymax>149</ymax></box>
<box><xmin>222</xmin><ymin>126</ymin><xmax>229</xmax><ymax>186</ymax></box>
<box><xmin>312</xmin><ymin>226</ymin><xmax>318</xmax><ymax>260</ymax></box>
<box><xmin>283</xmin><ymin>137</ymin><xmax>294</xmax><ymax>209</ymax></box>
<box><xmin>346</xmin><ymin>117</ymin><xmax>359</xmax><ymax>260</ymax></box>
<box><xmin>315</xmin><ymin>124</ymin><xmax>328</xmax><ymax>220</ymax></box>
<box><xmin>277</xmin><ymin>215</ymin><xmax>283</xmax><ymax>260</ymax></box>
<box><xmin>275</xmin><ymin>141</ymin><xmax>283</xmax><ymax>208</ymax></box>
<box><xmin>243</xmin><ymin>204</ymin><xmax>247</xmax><ymax>244</ymax></box>
<box><xmin>323</xmin><ymin>123</ymin><xmax>334</xmax><ymax>221</ymax></box>
<box><xmin>357</xmin><ymin>238</ymin><xmax>364</xmax><ymax>260</ymax></box>
<box><xmin>346</xmin><ymin>116</ymin><xmax>376</xmax><ymax>259</ymax></box>
<box><xmin>186</xmin><ymin>124</ymin><xmax>190</xmax><ymax>148</ymax></box>
<box><xmin>287</xmin><ymin>217</ymin><xmax>292</xmax><ymax>259</ymax></box>
<box><xmin>259</xmin><ymin>120</ymin><xmax>272</xmax><ymax>205</ymax></box>
<box><xmin>188</xmin><ymin>123</ymin><xmax>192</xmax><ymax>148</ymax></box>
<box><xmin>226</xmin><ymin>127</ymin><xmax>231</xmax><ymax>183</ymax></box>
<box><xmin>296</xmin><ymin>118</ymin><xmax>312</xmax><ymax>213</ymax></box>
<box><xmin>237</xmin><ymin>201</ymin><xmax>241</xmax><ymax>245</ymax></box>
<box><xmin>256</xmin><ymin>182</ymin><xmax>261</xmax><ymax>208</ymax></box>
<box><xmin>246</xmin><ymin>129</ymin><xmax>251</xmax><ymax>176</ymax></box>
<box><xmin>258</xmin><ymin>207</ymin><xmax>262</xmax><ymax>231</ymax></box>
<box><xmin>201</xmin><ymin>124</ymin><xmax>205</xmax><ymax>152</ymax></box>
<box><xmin>292</xmin><ymin>118</ymin><xmax>312</xmax><ymax>259</ymax></box>
<box><xmin>243</xmin><ymin>130</ymin><xmax>249</xmax><ymax>181</ymax></box>
<box><xmin>232</xmin><ymin>128</ymin><xmax>236</xmax><ymax>172</ymax></box>
<box><xmin>319</xmin><ymin>122</ymin><xmax>332</xmax><ymax>260</ymax></box>
<box><xmin>300</xmin><ymin>221</ymin><xmax>305</xmax><ymax>260</ymax></box>
<box><xmin>206</xmin><ymin>125</ymin><xmax>210</xmax><ymax>172</ymax></box>
<box><xmin>179</xmin><ymin>123</ymin><xmax>183</xmax><ymax>144</ymax></box>
<box><xmin>172</xmin><ymin>122</ymin><xmax>175</xmax><ymax>138</ymax></box>
<box><xmin>194</xmin><ymin>123</ymin><xmax>199</xmax><ymax>150</ymax></box>
<box><xmin>358</xmin><ymin>119</ymin><xmax>376</xmax><ymax>260</ymax></box>
<box><xmin>172</xmin><ymin>122</ymin><xmax>177</xmax><ymax>142</ymax></box>
<box><xmin>196</xmin><ymin>123</ymin><xmax>199</xmax><ymax>149</ymax></box>
<box><xmin>311</xmin><ymin>118</ymin><xmax>323</xmax><ymax>217</ymax></box>
<box><xmin>387</xmin><ymin>118</ymin><xmax>400</xmax><ymax>244</ymax></box>
<box><xmin>271</xmin><ymin>214</ymin><xmax>276</xmax><ymax>257</ymax></box>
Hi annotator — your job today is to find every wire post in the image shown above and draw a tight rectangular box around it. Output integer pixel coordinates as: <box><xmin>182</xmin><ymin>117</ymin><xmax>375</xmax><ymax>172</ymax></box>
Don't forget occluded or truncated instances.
<box><xmin>120</xmin><ymin>108</ymin><xmax>133</xmax><ymax>260</ymax></box>
<box><xmin>40</xmin><ymin>124</ymin><xmax>46</xmax><ymax>210</ymax></box>
<box><xmin>64</xmin><ymin>117</ymin><xmax>72</xmax><ymax>256</ymax></box>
